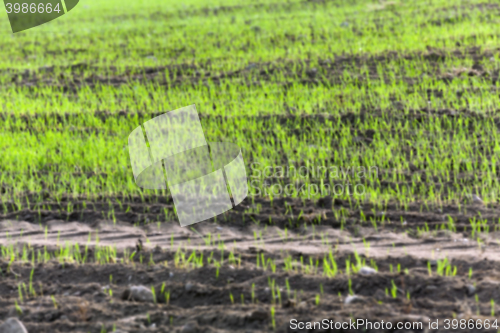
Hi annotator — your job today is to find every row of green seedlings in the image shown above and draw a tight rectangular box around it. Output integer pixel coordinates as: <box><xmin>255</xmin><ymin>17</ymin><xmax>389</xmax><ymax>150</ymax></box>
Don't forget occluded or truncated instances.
<box><xmin>283</xmin><ymin>249</ymin><xmax>377</xmax><ymax>278</ymax></box>
<box><xmin>415</xmin><ymin>215</ymin><xmax>495</xmax><ymax>236</ymax></box>
<box><xmin>414</xmin><ymin>217</ymin><xmax>494</xmax><ymax>252</ymax></box>
<box><xmin>0</xmin><ymin>240</ymin><xmax>468</xmax><ymax>288</ymax></box>
<box><xmin>1</xmin><ymin>190</ymin><xmax>178</xmax><ymax>214</ymax></box>
<box><xmin>1</xmin><ymin>229</ymin><xmax>188</xmax><ymax>268</ymax></box>
<box><xmin>245</xmin><ymin>201</ymin><xmax>390</xmax><ymax>233</ymax></box>
<box><xmin>244</xmin><ymin>199</ymin><xmax>352</xmax><ymax>227</ymax></box>
<box><xmin>9</xmin><ymin>162</ymin><xmax>497</xmax><ymax>219</ymax></box>
<box><xmin>427</xmin><ymin>257</ymin><xmax>458</xmax><ymax>277</ymax></box>
<box><xmin>4</xmin><ymin>76</ymin><xmax>500</xmax><ymax>206</ymax></box>
<box><xmin>0</xmin><ymin>238</ymin><xmax>243</xmax><ymax>279</ymax></box>
<box><xmin>9</xmin><ymin>187</ymin><xmax>496</xmax><ymax>233</ymax></box>
<box><xmin>0</xmin><ymin>240</ymin><xmax>460</xmax><ymax>284</ymax></box>
<box><xmin>249</xmin><ymin>199</ymin><xmax>500</xmax><ymax>237</ymax></box>
<box><xmin>2</xmin><ymin>195</ymin><xmax>180</xmax><ymax>228</ymax></box>
<box><xmin>0</xmin><ymin>239</ymin><xmax>135</xmax><ymax>269</ymax></box>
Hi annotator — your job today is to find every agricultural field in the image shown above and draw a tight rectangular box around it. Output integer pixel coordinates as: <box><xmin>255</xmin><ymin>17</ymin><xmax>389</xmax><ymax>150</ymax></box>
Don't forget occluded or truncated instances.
<box><xmin>2</xmin><ymin>0</ymin><xmax>500</xmax><ymax>332</ymax></box>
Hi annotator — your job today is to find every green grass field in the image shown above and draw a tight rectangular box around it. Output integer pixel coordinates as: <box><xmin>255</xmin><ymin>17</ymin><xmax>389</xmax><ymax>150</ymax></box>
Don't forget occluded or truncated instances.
<box><xmin>2</xmin><ymin>0</ymin><xmax>500</xmax><ymax>332</ymax></box>
<box><xmin>1</xmin><ymin>0</ymin><xmax>500</xmax><ymax>206</ymax></box>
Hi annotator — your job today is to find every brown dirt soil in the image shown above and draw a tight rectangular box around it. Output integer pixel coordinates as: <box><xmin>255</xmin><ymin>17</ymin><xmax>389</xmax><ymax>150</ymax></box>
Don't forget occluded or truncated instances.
<box><xmin>1</xmin><ymin>196</ymin><xmax>500</xmax><ymax>332</ymax></box>
<box><xmin>3</xmin><ymin>45</ymin><xmax>498</xmax><ymax>91</ymax></box>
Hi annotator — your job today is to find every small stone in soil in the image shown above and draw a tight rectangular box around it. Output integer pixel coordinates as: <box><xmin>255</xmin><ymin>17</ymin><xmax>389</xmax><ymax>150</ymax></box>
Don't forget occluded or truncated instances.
<box><xmin>181</xmin><ymin>321</ymin><xmax>199</xmax><ymax>333</ymax></box>
<box><xmin>345</xmin><ymin>295</ymin><xmax>364</xmax><ymax>304</ymax></box>
<box><xmin>0</xmin><ymin>318</ymin><xmax>28</xmax><ymax>333</ymax></box>
<box><xmin>358</xmin><ymin>266</ymin><xmax>377</xmax><ymax>275</ymax></box>
<box><xmin>121</xmin><ymin>285</ymin><xmax>154</xmax><ymax>302</ymax></box>
<box><xmin>466</xmin><ymin>284</ymin><xmax>476</xmax><ymax>296</ymax></box>
<box><xmin>246</xmin><ymin>309</ymin><xmax>268</xmax><ymax>321</ymax></box>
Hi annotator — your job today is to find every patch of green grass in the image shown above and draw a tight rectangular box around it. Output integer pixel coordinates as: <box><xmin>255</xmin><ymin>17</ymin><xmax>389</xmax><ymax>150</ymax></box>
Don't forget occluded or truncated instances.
<box><xmin>0</xmin><ymin>0</ymin><xmax>498</xmax><ymax>225</ymax></box>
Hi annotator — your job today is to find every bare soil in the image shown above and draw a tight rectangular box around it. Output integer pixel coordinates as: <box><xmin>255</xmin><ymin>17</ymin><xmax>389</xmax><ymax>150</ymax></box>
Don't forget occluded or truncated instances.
<box><xmin>1</xmin><ymin>195</ymin><xmax>500</xmax><ymax>332</ymax></box>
